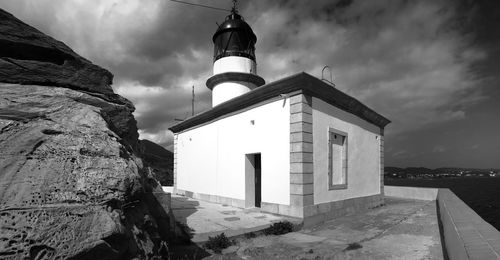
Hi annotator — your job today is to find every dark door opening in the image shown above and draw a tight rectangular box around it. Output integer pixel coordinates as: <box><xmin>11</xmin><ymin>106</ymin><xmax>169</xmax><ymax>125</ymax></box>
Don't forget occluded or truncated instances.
<box><xmin>254</xmin><ymin>154</ymin><xmax>261</xmax><ymax>208</ymax></box>
<box><xmin>245</xmin><ymin>153</ymin><xmax>261</xmax><ymax>208</ymax></box>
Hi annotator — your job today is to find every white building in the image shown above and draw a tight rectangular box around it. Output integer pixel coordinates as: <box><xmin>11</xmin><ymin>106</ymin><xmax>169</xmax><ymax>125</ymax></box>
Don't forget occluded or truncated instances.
<box><xmin>169</xmin><ymin>10</ymin><xmax>390</xmax><ymax>225</ymax></box>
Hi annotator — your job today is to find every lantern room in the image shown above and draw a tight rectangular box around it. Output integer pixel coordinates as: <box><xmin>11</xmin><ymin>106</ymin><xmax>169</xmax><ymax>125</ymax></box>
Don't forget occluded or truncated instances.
<box><xmin>212</xmin><ymin>12</ymin><xmax>257</xmax><ymax>62</ymax></box>
<box><xmin>206</xmin><ymin>9</ymin><xmax>265</xmax><ymax>107</ymax></box>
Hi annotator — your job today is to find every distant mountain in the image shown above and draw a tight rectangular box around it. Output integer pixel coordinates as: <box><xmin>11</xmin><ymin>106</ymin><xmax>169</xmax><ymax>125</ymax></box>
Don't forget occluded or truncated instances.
<box><xmin>140</xmin><ymin>139</ymin><xmax>173</xmax><ymax>186</ymax></box>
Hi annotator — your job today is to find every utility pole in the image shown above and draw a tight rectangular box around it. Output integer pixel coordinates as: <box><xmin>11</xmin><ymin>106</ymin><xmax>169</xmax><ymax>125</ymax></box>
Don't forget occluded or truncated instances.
<box><xmin>191</xmin><ymin>85</ymin><xmax>195</xmax><ymax>116</ymax></box>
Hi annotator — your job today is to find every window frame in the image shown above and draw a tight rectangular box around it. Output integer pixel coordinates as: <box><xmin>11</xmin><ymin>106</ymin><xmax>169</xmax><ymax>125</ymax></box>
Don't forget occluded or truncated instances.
<box><xmin>328</xmin><ymin>127</ymin><xmax>348</xmax><ymax>190</ymax></box>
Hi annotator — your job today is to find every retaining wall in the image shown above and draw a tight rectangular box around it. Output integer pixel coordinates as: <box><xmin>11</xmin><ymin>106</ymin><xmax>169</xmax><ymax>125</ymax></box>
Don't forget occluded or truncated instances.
<box><xmin>384</xmin><ymin>185</ymin><xmax>438</xmax><ymax>201</ymax></box>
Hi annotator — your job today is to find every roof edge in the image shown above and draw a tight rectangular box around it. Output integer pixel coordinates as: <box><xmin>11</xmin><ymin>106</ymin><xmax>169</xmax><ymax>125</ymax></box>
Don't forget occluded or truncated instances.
<box><xmin>170</xmin><ymin>72</ymin><xmax>390</xmax><ymax>133</ymax></box>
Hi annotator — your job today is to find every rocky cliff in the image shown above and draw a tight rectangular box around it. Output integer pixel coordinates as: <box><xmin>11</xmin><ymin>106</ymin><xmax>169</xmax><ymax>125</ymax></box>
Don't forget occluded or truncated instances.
<box><xmin>0</xmin><ymin>9</ymin><xmax>170</xmax><ymax>259</ymax></box>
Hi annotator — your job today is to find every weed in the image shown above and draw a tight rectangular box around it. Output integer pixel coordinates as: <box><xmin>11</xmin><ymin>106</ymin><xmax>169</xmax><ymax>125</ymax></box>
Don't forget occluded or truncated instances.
<box><xmin>344</xmin><ymin>242</ymin><xmax>362</xmax><ymax>251</ymax></box>
<box><xmin>370</xmin><ymin>203</ymin><xmax>386</xmax><ymax>209</ymax></box>
<box><xmin>264</xmin><ymin>221</ymin><xmax>294</xmax><ymax>235</ymax></box>
<box><xmin>205</xmin><ymin>233</ymin><xmax>232</xmax><ymax>253</ymax></box>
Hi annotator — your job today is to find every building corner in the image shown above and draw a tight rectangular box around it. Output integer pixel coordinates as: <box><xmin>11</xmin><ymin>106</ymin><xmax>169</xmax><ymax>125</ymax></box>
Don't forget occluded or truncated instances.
<box><xmin>289</xmin><ymin>93</ymin><xmax>314</xmax><ymax>218</ymax></box>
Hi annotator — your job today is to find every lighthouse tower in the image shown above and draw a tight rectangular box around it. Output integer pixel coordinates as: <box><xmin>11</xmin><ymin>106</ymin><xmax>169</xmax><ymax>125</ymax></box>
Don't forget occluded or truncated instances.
<box><xmin>206</xmin><ymin>7</ymin><xmax>265</xmax><ymax>106</ymax></box>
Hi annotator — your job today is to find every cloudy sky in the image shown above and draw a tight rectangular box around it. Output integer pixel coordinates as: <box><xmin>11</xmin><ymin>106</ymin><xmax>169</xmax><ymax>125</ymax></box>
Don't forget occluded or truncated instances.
<box><xmin>1</xmin><ymin>0</ymin><xmax>498</xmax><ymax>168</ymax></box>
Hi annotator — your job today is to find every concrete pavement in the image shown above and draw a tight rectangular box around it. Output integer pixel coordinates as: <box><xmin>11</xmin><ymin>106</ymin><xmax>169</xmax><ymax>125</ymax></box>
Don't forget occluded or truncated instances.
<box><xmin>204</xmin><ymin>197</ymin><xmax>444</xmax><ymax>259</ymax></box>
<box><xmin>170</xmin><ymin>194</ymin><xmax>301</xmax><ymax>243</ymax></box>
<box><xmin>167</xmin><ymin>191</ymin><xmax>444</xmax><ymax>259</ymax></box>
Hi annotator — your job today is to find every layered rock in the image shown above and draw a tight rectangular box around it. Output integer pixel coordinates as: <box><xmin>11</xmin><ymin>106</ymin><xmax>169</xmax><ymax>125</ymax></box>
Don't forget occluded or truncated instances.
<box><xmin>0</xmin><ymin>8</ymin><xmax>112</xmax><ymax>93</ymax></box>
<box><xmin>0</xmin><ymin>8</ymin><xmax>171</xmax><ymax>259</ymax></box>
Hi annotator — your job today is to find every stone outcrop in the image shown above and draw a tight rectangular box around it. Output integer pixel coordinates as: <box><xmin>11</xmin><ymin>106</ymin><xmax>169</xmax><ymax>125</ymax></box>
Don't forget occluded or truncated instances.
<box><xmin>0</xmin><ymin>9</ymin><xmax>112</xmax><ymax>93</ymax></box>
<box><xmin>0</xmin><ymin>8</ymin><xmax>171</xmax><ymax>259</ymax></box>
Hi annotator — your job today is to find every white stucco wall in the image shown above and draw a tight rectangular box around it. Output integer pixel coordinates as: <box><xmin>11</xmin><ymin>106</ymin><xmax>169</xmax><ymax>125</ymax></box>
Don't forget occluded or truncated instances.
<box><xmin>213</xmin><ymin>56</ymin><xmax>256</xmax><ymax>74</ymax></box>
<box><xmin>176</xmin><ymin>98</ymin><xmax>291</xmax><ymax>205</ymax></box>
<box><xmin>312</xmin><ymin>97</ymin><xmax>382</xmax><ymax>204</ymax></box>
<box><xmin>212</xmin><ymin>81</ymin><xmax>255</xmax><ymax>106</ymax></box>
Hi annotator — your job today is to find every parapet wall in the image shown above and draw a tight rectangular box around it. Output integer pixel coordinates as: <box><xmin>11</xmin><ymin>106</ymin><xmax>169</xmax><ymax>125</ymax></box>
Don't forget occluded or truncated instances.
<box><xmin>385</xmin><ymin>186</ymin><xmax>500</xmax><ymax>259</ymax></box>
<box><xmin>437</xmin><ymin>188</ymin><xmax>500</xmax><ymax>260</ymax></box>
<box><xmin>385</xmin><ymin>185</ymin><xmax>438</xmax><ymax>201</ymax></box>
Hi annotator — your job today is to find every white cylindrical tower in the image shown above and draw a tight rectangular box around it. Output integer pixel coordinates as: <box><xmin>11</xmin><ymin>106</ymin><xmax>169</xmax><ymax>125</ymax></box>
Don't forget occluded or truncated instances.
<box><xmin>206</xmin><ymin>10</ymin><xmax>265</xmax><ymax>107</ymax></box>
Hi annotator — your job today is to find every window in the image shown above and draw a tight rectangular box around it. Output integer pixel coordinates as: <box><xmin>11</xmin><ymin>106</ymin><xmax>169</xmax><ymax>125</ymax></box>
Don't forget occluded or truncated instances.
<box><xmin>328</xmin><ymin>128</ymin><xmax>347</xmax><ymax>189</ymax></box>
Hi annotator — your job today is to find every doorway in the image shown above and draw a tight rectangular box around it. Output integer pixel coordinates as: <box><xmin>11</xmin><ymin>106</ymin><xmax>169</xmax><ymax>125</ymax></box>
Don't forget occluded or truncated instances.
<box><xmin>245</xmin><ymin>153</ymin><xmax>261</xmax><ymax>208</ymax></box>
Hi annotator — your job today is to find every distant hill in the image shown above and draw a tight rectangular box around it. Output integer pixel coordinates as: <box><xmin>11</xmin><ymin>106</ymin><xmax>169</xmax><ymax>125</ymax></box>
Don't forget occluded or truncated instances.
<box><xmin>140</xmin><ymin>139</ymin><xmax>173</xmax><ymax>186</ymax></box>
<box><xmin>385</xmin><ymin>167</ymin><xmax>431</xmax><ymax>176</ymax></box>
<box><xmin>385</xmin><ymin>166</ymin><xmax>500</xmax><ymax>178</ymax></box>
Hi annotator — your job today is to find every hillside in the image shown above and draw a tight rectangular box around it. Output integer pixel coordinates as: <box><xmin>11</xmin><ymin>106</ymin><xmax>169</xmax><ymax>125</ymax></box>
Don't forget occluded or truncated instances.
<box><xmin>141</xmin><ymin>139</ymin><xmax>174</xmax><ymax>186</ymax></box>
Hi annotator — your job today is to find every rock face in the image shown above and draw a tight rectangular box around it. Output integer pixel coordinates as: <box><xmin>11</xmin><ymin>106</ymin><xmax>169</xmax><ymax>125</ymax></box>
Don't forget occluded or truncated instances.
<box><xmin>0</xmin><ymin>9</ymin><xmax>112</xmax><ymax>94</ymax></box>
<box><xmin>0</xmin><ymin>8</ymin><xmax>170</xmax><ymax>259</ymax></box>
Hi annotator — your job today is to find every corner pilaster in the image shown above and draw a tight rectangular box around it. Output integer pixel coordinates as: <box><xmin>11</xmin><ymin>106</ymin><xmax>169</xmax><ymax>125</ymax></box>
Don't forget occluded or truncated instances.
<box><xmin>379</xmin><ymin>128</ymin><xmax>385</xmax><ymax>197</ymax></box>
<box><xmin>173</xmin><ymin>134</ymin><xmax>178</xmax><ymax>192</ymax></box>
<box><xmin>289</xmin><ymin>93</ymin><xmax>314</xmax><ymax>218</ymax></box>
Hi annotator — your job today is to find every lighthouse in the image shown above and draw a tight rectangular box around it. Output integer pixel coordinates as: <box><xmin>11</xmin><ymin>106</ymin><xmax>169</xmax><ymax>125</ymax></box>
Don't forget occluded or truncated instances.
<box><xmin>171</xmin><ymin>1</ymin><xmax>390</xmax><ymax>224</ymax></box>
<box><xmin>206</xmin><ymin>8</ymin><xmax>265</xmax><ymax>106</ymax></box>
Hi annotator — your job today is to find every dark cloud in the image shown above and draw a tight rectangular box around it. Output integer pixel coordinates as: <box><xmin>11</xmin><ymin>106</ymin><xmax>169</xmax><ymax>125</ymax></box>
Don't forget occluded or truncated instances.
<box><xmin>1</xmin><ymin>0</ymin><xmax>498</xmax><ymax>166</ymax></box>
<box><xmin>244</xmin><ymin>0</ymin><xmax>488</xmax><ymax>137</ymax></box>
<box><xmin>109</xmin><ymin>55</ymin><xmax>185</xmax><ymax>86</ymax></box>
<box><xmin>126</xmin><ymin>1</ymin><xmax>218</xmax><ymax>60</ymax></box>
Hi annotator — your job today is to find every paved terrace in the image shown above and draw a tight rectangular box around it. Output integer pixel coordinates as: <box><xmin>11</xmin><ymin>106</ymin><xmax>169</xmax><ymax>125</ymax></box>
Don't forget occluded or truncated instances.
<box><xmin>170</xmin><ymin>193</ymin><xmax>444</xmax><ymax>259</ymax></box>
<box><xmin>170</xmin><ymin>194</ymin><xmax>302</xmax><ymax>243</ymax></box>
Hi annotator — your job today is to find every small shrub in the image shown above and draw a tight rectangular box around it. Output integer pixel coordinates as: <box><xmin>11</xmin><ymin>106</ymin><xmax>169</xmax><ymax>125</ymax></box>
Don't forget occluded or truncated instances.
<box><xmin>264</xmin><ymin>221</ymin><xmax>294</xmax><ymax>235</ymax></box>
<box><xmin>205</xmin><ymin>233</ymin><xmax>232</xmax><ymax>253</ymax></box>
<box><xmin>344</xmin><ymin>242</ymin><xmax>362</xmax><ymax>251</ymax></box>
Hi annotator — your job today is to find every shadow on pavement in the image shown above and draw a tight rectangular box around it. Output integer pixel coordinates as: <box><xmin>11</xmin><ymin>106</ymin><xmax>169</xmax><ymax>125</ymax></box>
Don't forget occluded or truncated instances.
<box><xmin>168</xmin><ymin>195</ymin><xmax>212</xmax><ymax>259</ymax></box>
<box><xmin>145</xmin><ymin>182</ymin><xmax>211</xmax><ymax>259</ymax></box>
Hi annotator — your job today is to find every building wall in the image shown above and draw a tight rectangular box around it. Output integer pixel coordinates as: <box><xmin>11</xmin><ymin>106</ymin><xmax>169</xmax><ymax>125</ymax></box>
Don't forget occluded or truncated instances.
<box><xmin>312</xmin><ymin>97</ymin><xmax>382</xmax><ymax>204</ymax></box>
<box><xmin>175</xmin><ymin>98</ymin><xmax>291</xmax><ymax>206</ymax></box>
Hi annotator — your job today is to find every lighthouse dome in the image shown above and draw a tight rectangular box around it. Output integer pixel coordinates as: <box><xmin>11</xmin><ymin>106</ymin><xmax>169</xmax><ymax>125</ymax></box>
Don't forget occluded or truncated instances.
<box><xmin>212</xmin><ymin>12</ymin><xmax>257</xmax><ymax>62</ymax></box>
